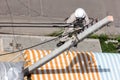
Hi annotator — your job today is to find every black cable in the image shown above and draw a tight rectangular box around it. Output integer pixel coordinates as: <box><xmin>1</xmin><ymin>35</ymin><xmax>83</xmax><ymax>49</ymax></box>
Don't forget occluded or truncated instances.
<box><xmin>5</xmin><ymin>0</ymin><xmax>18</xmax><ymax>51</ymax></box>
<box><xmin>17</xmin><ymin>0</ymin><xmax>62</xmax><ymax>21</ymax></box>
<box><xmin>5</xmin><ymin>0</ymin><xmax>23</xmax><ymax>55</ymax></box>
<box><xmin>17</xmin><ymin>0</ymin><xmax>41</xmax><ymax>16</ymax></box>
<box><xmin>1</xmin><ymin>0</ymin><xmax>95</xmax><ymax>57</ymax></box>
<box><xmin>0</xmin><ymin>26</ymin><xmax>80</xmax><ymax>56</ymax></box>
<box><xmin>0</xmin><ymin>37</ymin><xmax>59</xmax><ymax>56</ymax></box>
<box><xmin>0</xmin><ymin>17</ymin><xmax>95</xmax><ymax>56</ymax></box>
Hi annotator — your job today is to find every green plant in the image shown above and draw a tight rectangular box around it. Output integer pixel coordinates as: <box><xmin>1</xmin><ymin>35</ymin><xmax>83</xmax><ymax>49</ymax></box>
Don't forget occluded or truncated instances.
<box><xmin>98</xmin><ymin>34</ymin><xmax>108</xmax><ymax>41</ymax></box>
<box><xmin>117</xmin><ymin>36</ymin><xmax>120</xmax><ymax>42</ymax></box>
<box><xmin>88</xmin><ymin>34</ymin><xmax>99</xmax><ymax>39</ymax></box>
<box><xmin>101</xmin><ymin>42</ymin><xmax>117</xmax><ymax>53</ymax></box>
<box><xmin>47</xmin><ymin>30</ymin><xmax>63</xmax><ymax>36</ymax></box>
<box><xmin>89</xmin><ymin>34</ymin><xmax>117</xmax><ymax>53</ymax></box>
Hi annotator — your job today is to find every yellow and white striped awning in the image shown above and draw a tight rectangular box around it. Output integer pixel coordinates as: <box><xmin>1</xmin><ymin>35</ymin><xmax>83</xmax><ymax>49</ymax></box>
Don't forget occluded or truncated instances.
<box><xmin>24</xmin><ymin>49</ymin><xmax>100</xmax><ymax>80</ymax></box>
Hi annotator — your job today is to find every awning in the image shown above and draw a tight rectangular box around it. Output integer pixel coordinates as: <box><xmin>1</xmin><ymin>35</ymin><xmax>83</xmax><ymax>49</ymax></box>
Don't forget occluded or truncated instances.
<box><xmin>24</xmin><ymin>49</ymin><xmax>100</xmax><ymax>80</ymax></box>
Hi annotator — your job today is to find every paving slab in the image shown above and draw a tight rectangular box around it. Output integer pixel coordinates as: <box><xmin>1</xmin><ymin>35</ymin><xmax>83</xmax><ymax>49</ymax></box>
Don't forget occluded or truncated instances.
<box><xmin>0</xmin><ymin>34</ymin><xmax>102</xmax><ymax>53</ymax></box>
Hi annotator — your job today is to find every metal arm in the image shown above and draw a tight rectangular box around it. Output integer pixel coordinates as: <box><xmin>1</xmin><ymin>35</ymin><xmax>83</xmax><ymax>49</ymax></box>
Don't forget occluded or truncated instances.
<box><xmin>24</xmin><ymin>16</ymin><xmax>114</xmax><ymax>76</ymax></box>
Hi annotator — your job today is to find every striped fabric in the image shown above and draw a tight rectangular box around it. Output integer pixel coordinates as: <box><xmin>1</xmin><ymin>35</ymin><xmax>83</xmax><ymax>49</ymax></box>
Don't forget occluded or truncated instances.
<box><xmin>24</xmin><ymin>49</ymin><xmax>101</xmax><ymax>80</ymax></box>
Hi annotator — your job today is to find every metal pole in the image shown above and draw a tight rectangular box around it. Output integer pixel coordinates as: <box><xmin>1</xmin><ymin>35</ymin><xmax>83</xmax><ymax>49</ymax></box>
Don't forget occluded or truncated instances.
<box><xmin>24</xmin><ymin>16</ymin><xmax>113</xmax><ymax>76</ymax></box>
<box><xmin>0</xmin><ymin>23</ymin><xmax>70</xmax><ymax>27</ymax></box>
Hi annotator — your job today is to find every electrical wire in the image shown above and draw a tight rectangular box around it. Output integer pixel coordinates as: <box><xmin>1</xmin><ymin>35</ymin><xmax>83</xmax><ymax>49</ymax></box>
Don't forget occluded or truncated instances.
<box><xmin>1</xmin><ymin>0</ymin><xmax>96</xmax><ymax>59</ymax></box>
<box><xmin>5</xmin><ymin>0</ymin><xmax>16</xmax><ymax>51</ymax></box>
<box><xmin>0</xmin><ymin>17</ymin><xmax>95</xmax><ymax>56</ymax></box>
<box><xmin>18</xmin><ymin>0</ymin><xmax>40</xmax><ymax>16</ymax></box>
<box><xmin>1</xmin><ymin>0</ymin><xmax>65</xmax><ymax>57</ymax></box>
<box><xmin>3</xmin><ymin>0</ymin><xmax>66</xmax><ymax>60</ymax></box>
<box><xmin>5</xmin><ymin>0</ymin><xmax>24</xmax><ymax>61</ymax></box>
<box><xmin>17</xmin><ymin>0</ymin><xmax>63</xmax><ymax>21</ymax></box>
<box><xmin>0</xmin><ymin>27</ymin><xmax>79</xmax><ymax>56</ymax></box>
<box><xmin>0</xmin><ymin>37</ymin><xmax>59</xmax><ymax>56</ymax></box>
<box><xmin>0</xmin><ymin>19</ymin><xmax>95</xmax><ymax>57</ymax></box>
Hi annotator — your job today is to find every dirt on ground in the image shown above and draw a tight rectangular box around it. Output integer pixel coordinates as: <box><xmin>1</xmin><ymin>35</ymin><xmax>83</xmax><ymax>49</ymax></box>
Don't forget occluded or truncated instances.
<box><xmin>0</xmin><ymin>51</ymin><xmax>24</xmax><ymax>62</ymax></box>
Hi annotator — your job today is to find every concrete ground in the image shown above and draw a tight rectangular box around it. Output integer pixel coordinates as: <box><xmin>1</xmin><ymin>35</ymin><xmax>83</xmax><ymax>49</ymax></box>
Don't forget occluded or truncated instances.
<box><xmin>0</xmin><ymin>51</ymin><xmax>24</xmax><ymax>62</ymax></box>
<box><xmin>0</xmin><ymin>34</ymin><xmax>102</xmax><ymax>53</ymax></box>
<box><xmin>0</xmin><ymin>0</ymin><xmax>120</xmax><ymax>36</ymax></box>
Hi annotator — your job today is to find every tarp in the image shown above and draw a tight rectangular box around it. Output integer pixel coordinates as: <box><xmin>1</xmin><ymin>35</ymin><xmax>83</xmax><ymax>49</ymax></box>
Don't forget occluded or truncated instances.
<box><xmin>0</xmin><ymin>61</ymin><xmax>24</xmax><ymax>80</ymax></box>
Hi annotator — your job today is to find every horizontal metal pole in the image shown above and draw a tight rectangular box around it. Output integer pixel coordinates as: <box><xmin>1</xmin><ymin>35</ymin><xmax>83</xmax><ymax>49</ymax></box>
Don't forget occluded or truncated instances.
<box><xmin>0</xmin><ymin>22</ymin><xmax>68</xmax><ymax>24</ymax></box>
<box><xmin>0</xmin><ymin>25</ymin><xmax>68</xmax><ymax>27</ymax></box>
<box><xmin>0</xmin><ymin>22</ymin><xmax>71</xmax><ymax>27</ymax></box>
<box><xmin>24</xmin><ymin>16</ymin><xmax>114</xmax><ymax>76</ymax></box>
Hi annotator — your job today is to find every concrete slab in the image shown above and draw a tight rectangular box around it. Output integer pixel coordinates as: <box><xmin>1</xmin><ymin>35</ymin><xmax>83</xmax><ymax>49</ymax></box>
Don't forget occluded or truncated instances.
<box><xmin>0</xmin><ymin>34</ymin><xmax>102</xmax><ymax>52</ymax></box>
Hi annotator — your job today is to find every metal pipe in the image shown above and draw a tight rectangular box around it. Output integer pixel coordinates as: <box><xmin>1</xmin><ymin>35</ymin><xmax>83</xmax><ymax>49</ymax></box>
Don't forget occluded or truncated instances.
<box><xmin>0</xmin><ymin>22</ymin><xmax>67</xmax><ymax>24</ymax></box>
<box><xmin>24</xmin><ymin>16</ymin><xmax>113</xmax><ymax>76</ymax></box>
<box><xmin>0</xmin><ymin>22</ymin><xmax>70</xmax><ymax>27</ymax></box>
